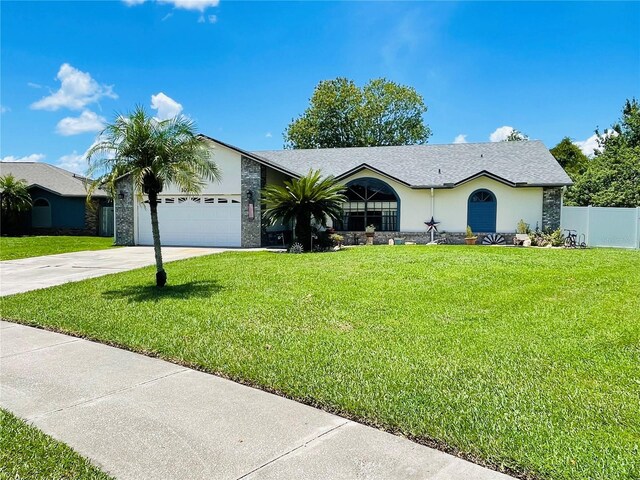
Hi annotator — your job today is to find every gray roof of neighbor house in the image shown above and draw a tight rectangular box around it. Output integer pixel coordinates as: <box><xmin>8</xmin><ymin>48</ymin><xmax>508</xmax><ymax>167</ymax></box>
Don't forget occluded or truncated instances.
<box><xmin>0</xmin><ymin>162</ymin><xmax>108</xmax><ymax>197</ymax></box>
<box><xmin>251</xmin><ymin>140</ymin><xmax>572</xmax><ymax>188</ymax></box>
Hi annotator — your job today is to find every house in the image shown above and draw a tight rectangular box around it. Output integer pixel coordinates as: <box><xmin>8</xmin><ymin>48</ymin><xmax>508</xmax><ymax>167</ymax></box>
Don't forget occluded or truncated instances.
<box><xmin>113</xmin><ymin>137</ymin><xmax>572</xmax><ymax>247</ymax></box>
<box><xmin>0</xmin><ymin>162</ymin><xmax>112</xmax><ymax>236</ymax></box>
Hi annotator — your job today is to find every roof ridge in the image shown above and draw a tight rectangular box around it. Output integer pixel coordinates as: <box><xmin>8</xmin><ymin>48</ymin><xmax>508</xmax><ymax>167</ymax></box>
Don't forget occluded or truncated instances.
<box><xmin>251</xmin><ymin>139</ymin><xmax>545</xmax><ymax>154</ymax></box>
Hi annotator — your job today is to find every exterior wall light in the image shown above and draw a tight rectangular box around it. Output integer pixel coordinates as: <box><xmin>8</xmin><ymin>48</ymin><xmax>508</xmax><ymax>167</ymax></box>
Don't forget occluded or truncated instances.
<box><xmin>118</xmin><ymin>190</ymin><xmax>126</xmax><ymax>200</ymax></box>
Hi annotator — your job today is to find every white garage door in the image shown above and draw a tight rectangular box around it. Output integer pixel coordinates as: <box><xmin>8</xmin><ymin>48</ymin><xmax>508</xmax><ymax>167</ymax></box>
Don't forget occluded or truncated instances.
<box><xmin>137</xmin><ymin>195</ymin><xmax>241</xmax><ymax>247</ymax></box>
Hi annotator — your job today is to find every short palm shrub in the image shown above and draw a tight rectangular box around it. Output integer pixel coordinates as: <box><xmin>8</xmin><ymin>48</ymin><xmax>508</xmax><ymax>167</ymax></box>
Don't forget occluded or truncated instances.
<box><xmin>0</xmin><ymin>174</ymin><xmax>32</xmax><ymax>235</ymax></box>
<box><xmin>262</xmin><ymin>170</ymin><xmax>347</xmax><ymax>251</ymax></box>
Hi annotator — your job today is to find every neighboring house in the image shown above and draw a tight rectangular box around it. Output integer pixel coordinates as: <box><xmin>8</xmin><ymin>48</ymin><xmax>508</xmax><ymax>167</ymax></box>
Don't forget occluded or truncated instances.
<box><xmin>0</xmin><ymin>162</ymin><xmax>112</xmax><ymax>236</ymax></box>
<box><xmin>114</xmin><ymin>136</ymin><xmax>572</xmax><ymax>247</ymax></box>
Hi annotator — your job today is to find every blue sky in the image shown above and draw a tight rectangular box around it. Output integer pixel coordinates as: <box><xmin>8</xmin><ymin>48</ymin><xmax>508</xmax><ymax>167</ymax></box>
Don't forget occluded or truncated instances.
<box><xmin>1</xmin><ymin>1</ymin><xmax>639</xmax><ymax>173</ymax></box>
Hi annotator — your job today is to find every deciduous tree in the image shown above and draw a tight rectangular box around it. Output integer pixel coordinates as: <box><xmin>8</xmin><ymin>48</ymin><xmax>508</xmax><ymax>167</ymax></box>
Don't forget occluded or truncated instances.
<box><xmin>285</xmin><ymin>78</ymin><xmax>430</xmax><ymax>149</ymax></box>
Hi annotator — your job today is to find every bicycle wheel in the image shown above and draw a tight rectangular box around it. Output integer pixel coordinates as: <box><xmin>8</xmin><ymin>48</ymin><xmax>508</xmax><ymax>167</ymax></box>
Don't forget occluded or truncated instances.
<box><xmin>564</xmin><ymin>237</ymin><xmax>573</xmax><ymax>248</ymax></box>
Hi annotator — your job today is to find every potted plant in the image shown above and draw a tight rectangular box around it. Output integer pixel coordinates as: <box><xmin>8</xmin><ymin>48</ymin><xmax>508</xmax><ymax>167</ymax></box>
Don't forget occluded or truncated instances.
<box><xmin>465</xmin><ymin>225</ymin><xmax>477</xmax><ymax>245</ymax></box>
<box><xmin>365</xmin><ymin>224</ymin><xmax>375</xmax><ymax>245</ymax></box>
<box><xmin>514</xmin><ymin>218</ymin><xmax>530</xmax><ymax>246</ymax></box>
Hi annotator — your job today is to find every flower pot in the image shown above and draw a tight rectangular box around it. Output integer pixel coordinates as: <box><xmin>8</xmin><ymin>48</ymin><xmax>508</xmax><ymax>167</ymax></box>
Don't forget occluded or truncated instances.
<box><xmin>465</xmin><ymin>236</ymin><xmax>477</xmax><ymax>245</ymax></box>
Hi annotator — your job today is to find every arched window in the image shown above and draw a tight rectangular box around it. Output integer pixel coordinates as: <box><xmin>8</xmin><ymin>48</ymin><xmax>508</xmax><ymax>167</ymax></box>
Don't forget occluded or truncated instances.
<box><xmin>32</xmin><ymin>198</ymin><xmax>52</xmax><ymax>228</ymax></box>
<box><xmin>467</xmin><ymin>189</ymin><xmax>496</xmax><ymax>233</ymax></box>
<box><xmin>337</xmin><ymin>178</ymin><xmax>399</xmax><ymax>231</ymax></box>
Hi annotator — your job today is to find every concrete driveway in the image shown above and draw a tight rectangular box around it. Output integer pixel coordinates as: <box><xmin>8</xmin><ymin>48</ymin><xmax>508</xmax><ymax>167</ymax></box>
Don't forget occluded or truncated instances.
<box><xmin>0</xmin><ymin>246</ymin><xmax>230</xmax><ymax>296</ymax></box>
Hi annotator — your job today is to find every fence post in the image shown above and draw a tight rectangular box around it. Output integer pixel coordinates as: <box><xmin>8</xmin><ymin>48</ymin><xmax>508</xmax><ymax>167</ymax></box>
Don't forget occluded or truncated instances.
<box><xmin>636</xmin><ymin>207</ymin><xmax>640</xmax><ymax>249</ymax></box>
<box><xmin>586</xmin><ymin>205</ymin><xmax>591</xmax><ymax>246</ymax></box>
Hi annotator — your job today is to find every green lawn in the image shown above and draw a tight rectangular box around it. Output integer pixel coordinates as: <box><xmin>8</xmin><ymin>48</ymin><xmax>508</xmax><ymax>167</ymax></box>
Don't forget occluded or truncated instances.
<box><xmin>0</xmin><ymin>409</ymin><xmax>112</xmax><ymax>479</ymax></box>
<box><xmin>1</xmin><ymin>246</ymin><xmax>638</xmax><ymax>480</ymax></box>
<box><xmin>0</xmin><ymin>236</ymin><xmax>114</xmax><ymax>261</ymax></box>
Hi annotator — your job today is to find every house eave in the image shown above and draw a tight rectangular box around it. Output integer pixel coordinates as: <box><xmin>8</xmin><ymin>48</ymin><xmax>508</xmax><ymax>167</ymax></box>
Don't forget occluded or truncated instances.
<box><xmin>198</xmin><ymin>134</ymin><xmax>301</xmax><ymax>179</ymax></box>
<box><xmin>334</xmin><ymin>163</ymin><xmax>413</xmax><ymax>187</ymax></box>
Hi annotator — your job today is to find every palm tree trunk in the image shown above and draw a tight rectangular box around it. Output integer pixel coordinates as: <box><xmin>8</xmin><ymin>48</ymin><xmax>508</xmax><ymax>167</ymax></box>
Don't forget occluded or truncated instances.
<box><xmin>295</xmin><ymin>211</ymin><xmax>312</xmax><ymax>251</ymax></box>
<box><xmin>148</xmin><ymin>191</ymin><xmax>167</xmax><ymax>287</ymax></box>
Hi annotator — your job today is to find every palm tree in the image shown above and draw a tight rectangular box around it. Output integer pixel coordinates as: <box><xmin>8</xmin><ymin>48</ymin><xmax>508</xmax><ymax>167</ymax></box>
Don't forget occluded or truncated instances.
<box><xmin>87</xmin><ymin>106</ymin><xmax>220</xmax><ymax>287</ymax></box>
<box><xmin>0</xmin><ymin>174</ymin><xmax>32</xmax><ymax>235</ymax></box>
<box><xmin>262</xmin><ymin>170</ymin><xmax>347</xmax><ymax>250</ymax></box>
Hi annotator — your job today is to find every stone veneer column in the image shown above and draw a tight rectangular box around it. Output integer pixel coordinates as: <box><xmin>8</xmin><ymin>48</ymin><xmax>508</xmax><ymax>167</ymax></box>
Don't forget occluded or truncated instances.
<box><xmin>241</xmin><ymin>156</ymin><xmax>262</xmax><ymax>247</ymax></box>
<box><xmin>542</xmin><ymin>187</ymin><xmax>562</xmax><ymax>231</ymax></box>
<box><xmin>114</xmin><ymin>175</ymin><xmax>135</xmax><ymax>245</ymax></box>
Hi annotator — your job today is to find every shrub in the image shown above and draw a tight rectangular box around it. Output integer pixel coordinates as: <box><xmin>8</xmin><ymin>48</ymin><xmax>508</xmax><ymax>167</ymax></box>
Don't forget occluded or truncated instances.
<box><xmin>329</xmin><ymin>233</ymin><xmax>344</xmax><ymax>247</ymax></box>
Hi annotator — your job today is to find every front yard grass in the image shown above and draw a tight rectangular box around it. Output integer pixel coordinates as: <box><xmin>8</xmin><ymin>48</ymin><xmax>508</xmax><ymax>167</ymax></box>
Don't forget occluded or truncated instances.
<box><xmin>0</xmin><ymin>409</ymin><xmax>112</xmax><ymax>479</ymax></box>
<box><xmin>0</xmin><ymin>235</ymin><xmax>114</xmax><ymax>261</ymax></box>
<box><xmin>1</xmin><ymin>246</ymin><xmax>638</xmax><ymax>479</ymax></box>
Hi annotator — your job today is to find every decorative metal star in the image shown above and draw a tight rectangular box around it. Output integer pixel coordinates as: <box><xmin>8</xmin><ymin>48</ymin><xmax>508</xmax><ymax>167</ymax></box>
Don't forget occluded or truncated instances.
<box><xmin>424</xmin><ymin>216</ymin><xmax>440</xmax><ymax>233</ymax></box>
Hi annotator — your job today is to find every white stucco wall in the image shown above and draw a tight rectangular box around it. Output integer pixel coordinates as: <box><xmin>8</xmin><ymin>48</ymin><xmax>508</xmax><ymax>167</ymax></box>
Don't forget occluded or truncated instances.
<box><xmin>160</xmin><ymin>141</ymin><xmax>241</xmax><ymax>195</ymax></box>
<box><xmin>433</xmin><ymin>177</ymin><xmax>543</xmax><ymax>233</ymax></box>
<box><xmin>338</xmin><ymin>169</ymin><xmax>543</xmax><ymax>233</ymax></box>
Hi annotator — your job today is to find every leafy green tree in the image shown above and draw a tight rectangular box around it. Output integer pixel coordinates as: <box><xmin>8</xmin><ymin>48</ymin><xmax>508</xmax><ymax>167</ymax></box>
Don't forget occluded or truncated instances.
<box><xmin>565</xmin><ymin>98</ymin><xmax>640</xmax><ymax>207</ymax></box>
<box><xmin>504</xmin><ymin>129</ymin><xmax>529</xmax><ymax>141</ymax></box>
<box><xmin>285</xmin><ymin>78</ymin><xmax>431</xmax><ymax>149</ymax></box>
<box><xmin>550</xmin><ymin>137</ymin><xmax>589</xmax><ymax>180</ymax></box>
<box><xmin>87</xmin><ymin>106</ymin><xmax>219</xmax><ymax>287</ymax></box>
<box><xmin>596</xmin><ymin>98</ymin><xmax>640</xmax><ymax>151</ymax></box>
<box><xmin>564</xmin><ymin>144</ymin><xmax>639</xmax><ymax>207</ymax></box>
<box><xmin>0</xmin><ymin>174</ymin><xmax>32</xmax><ymax>234</ymax></box>
<box><xmin>262</xmin><ymin>170</ymin><xmax>347</xmax><ymax>250</ymax></box>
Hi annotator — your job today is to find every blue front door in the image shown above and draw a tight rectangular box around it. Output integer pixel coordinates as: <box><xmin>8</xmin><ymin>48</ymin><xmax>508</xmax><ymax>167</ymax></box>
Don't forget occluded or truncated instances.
<box><xmin>467</xmin><ymin>189</ymin><xmax>496</xmax><ymax>233</ymax></box>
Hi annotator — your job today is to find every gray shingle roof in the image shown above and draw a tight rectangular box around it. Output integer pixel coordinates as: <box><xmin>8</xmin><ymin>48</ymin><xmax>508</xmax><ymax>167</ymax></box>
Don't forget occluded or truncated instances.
<box><xmin>0</xmin><ymin>162</ymin><xmax>108</xmax><ymax>197</ymax></box>
<box><xmin>252</xmin><ymin>140</ymin><xmax>572</xmax><ymax>188</ymax></box>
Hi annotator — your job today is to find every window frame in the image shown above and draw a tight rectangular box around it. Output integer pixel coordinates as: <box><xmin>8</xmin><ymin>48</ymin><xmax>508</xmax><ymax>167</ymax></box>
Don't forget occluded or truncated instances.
<box><xmin>336</xmin><ymin>177</ymin><xmax>400</xmax><ymax>232</ymax></box>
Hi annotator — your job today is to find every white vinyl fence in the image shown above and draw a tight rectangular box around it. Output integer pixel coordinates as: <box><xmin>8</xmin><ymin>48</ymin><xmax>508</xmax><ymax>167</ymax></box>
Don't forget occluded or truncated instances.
<box><xmin>561</xmin><ymin>206</ymin><xmax>640</xmax><ymax>249</ymax></box>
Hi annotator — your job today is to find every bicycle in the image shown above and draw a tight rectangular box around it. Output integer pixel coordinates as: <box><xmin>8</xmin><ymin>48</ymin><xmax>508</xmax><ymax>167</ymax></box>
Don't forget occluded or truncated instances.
<box><xmin>564</xmin><ymin>229</ymin><xmax>587</xmax><ymax>249</ymax></box>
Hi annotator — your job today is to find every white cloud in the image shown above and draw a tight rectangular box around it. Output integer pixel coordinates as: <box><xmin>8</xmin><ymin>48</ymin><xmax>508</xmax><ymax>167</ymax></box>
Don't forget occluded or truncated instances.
<box><xmin>123</xmin><ymin>0</ymin><xmax>146</xmax><ymax>5</ymax></box>
<box><xmin>1</xmin><ymin>153</ymin><xmax>46</xmax><ymax>163</ymax></box>
<box><xmin>573</xmin><ymin>134</ymin><xmax>600</xmax><ymax>157</ymax></box>
<box><xmin>574</xmin><ymin>131</ymin><xmax>618</xmax><ymax>157</ymax></box>
<box><xmin>27</xmin><ymin>82</ymin><xmax>43</xmax><ymax>89</ymax></box>
<box><xmin>57</xmin><ymin>152</ymin><xmax>87</xmax><ymax>174</ymax></box>
<box><xmin>489</xmin><ymin>126</ymin><xmax>515</xmax><ymax>142</ymax></box>
<box><xmin>0</xmin><ymin>105</ymin><xmax>9</xmax><ymax>114</ymax></box>
<box><xmin>150</xmin><ymin>92</ymin><xmax>183</xmax><ymax>120</ymax></box>
<box><xmin>207</xmin><ymin>14</ymin><xmax>217</xmax><ymax>23</ymax></box>
<box><xmin>159</xmin><ymin>0</ymin><xmax>219</xmax><ymax>12</ymax></box>
<box><xmin>56</xmin><ymin>110</ymin><xmax>106</xmax><ymax>136</ymax></box>
<box><xmin>265</xmin><ymin>132</ymin><xmax>273</xmax><ymax>138</ymax></box>
<box><xmin>31</xmin><ymin>63</ymin><xmax>117</xmax><ymax>111</ymax></box>
<box><xmin>453</xmin><ymin>134</ymin><xmax>467</xmax><ymax>144</ymax></box>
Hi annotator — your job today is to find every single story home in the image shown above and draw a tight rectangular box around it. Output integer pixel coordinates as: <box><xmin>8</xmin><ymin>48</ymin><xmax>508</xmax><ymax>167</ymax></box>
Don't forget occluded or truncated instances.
<box><xmin>114</xmin><ymin>136</ymin><xmax>572</xmax><ymax>247</ymax></box>
<box><xmin>0</xmin><ymin>162</ymin><xmax>112</xmax><ymax>236</ymax></box>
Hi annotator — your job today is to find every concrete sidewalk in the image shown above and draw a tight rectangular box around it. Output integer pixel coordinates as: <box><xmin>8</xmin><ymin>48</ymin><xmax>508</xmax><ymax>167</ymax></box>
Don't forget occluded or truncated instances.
<box><xmin>0</xmin><ymin>246</ymin><xmax>235</xmax><ymax>296</ymax></box>
<box><xmin>1</xmin><ymin>321</ymin><xmax>515</xmax><ymax>480</ymax></box>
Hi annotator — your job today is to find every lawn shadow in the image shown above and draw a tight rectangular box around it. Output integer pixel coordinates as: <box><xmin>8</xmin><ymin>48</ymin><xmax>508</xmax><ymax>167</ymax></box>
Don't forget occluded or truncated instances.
<box><xmin>101</xmin><ymin>280</ymin><xmax>223</xmax><ymax>303</ymax></box>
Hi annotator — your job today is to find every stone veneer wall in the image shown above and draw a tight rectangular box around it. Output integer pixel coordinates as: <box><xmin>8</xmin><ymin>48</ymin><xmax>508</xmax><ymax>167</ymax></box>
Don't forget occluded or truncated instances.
<box><xmin>341</xmin><ymin>231</ymin><xmax>516</xmax><ymax>246</ymax></box>
<box><xmin>114</xmin><ymin>175</ymin><xmax>135</xmax><ymax>246</ymax></box>
<box><xmin>542</xmin><ymin>187</ymin><xmax>562</xmax><ymax>231</ymax></box>
<box><xmin>241</xmin><ymin>156</ymin><xmax>262</xmax><ymax>247</ymax></box>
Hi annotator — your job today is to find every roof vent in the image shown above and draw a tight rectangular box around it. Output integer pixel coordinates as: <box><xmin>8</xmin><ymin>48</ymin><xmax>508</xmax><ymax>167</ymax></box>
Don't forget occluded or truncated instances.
<box><xmin>438</xmin><ymin>168</ymin><xmax>441</xmax><ymax>174</ymax></box>
<box><xmin>480</xmin><ymin>154</ymin><xmax>484</xmax><ymax>158</ymax></box>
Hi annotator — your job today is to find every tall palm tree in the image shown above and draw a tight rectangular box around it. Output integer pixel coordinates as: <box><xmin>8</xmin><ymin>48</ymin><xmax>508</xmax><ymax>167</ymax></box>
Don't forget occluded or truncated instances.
<box><xmin>262</xmin><ymin>170</ymin><xmax>347</xmax><ymax>250</ymax></box>
<box><xmin>87</xmin><ymin>106</ymin><xmax>220</xmax><ymax>287</ymax></box>
<box><xmin>0</xmin><ymin>174</ymin><xmax>32</xmax><ymax>235</ymax></box>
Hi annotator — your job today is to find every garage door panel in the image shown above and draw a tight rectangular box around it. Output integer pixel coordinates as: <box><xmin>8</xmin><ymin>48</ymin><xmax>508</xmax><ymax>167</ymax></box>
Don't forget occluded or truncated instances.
<box><xmin>137</xmin><ymin>197</ymin><xmax>241</xmax><ymax>247</ymax></box>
